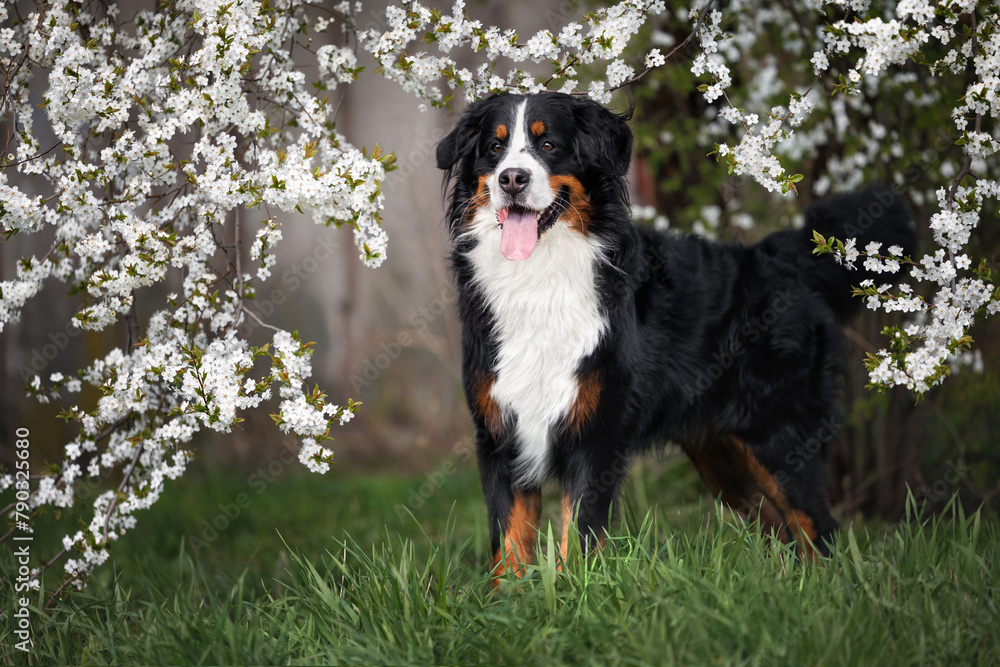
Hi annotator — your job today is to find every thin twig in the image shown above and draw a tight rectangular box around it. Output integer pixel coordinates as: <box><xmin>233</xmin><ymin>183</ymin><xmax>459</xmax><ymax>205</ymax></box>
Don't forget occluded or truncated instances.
<box><xmin>569</xmin><ymin>0</ymin><xmax>716</xmax><ymax>96</ymax></box>
<box><xmin>0</xmin><ymin>142</ymin><xmax>63</xmax><ymax>169</ymax></box>
<box><xmin>0</xmin><ymin>508</ymin><xmax>40</xmax><ymax>543</ymax></box>
<box><xmin>44</xmin><ymin>573</ymin><xmax>79</xmax><ymax>610</ymax></box>
<box><xmin>946</xmin><ymin>9</ymin><xmax>980</xmax><ymax>208</ymax></box>
<box><xmin>245</xmin><ymin>308</ymin><xmax>283</xmax><ymax>334</ymax></box>
<box><xmin>126</xmin><ymin>300</ymin><xmax>140</xmax><ymax>355</ymax></box>
<box><xmin>91</xmin><ymin>414</ymin><xmax>132</xmax><ymax>445</ymax></box>
<box><xmin>101</xmin><ymin>422</ymin><xmax>147</xmax><ymax>544</ymax></box>
<box><xmin>663</xmin><ymin>0</ymin><xmax>717</xmax><ymax>62</ymax></box>
<box><xmin>943</xmin><ymin>9</ymin><xmax>981</xmax><ymax>289</ymax></box>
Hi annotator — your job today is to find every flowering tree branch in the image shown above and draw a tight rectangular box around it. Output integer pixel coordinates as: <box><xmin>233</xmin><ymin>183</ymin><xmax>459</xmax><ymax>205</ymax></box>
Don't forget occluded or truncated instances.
<box><xmin>567</xmin><ymin>0</ymin><xmax>716</xmax><ymax>96</ymax></box>
<box><xmin>0</xmin><ymin>0</ymin><xmax>997</xmax><ymax>600</ymax></box>
<box><xmin>0</xmin><ymin>0</ymin><xmax>377</xmax><ymax>598</ymax></box>
<box><xmin>679</xmin><ymin>1</ymin><xmax>999</xmax><ymax>393</ymax></box>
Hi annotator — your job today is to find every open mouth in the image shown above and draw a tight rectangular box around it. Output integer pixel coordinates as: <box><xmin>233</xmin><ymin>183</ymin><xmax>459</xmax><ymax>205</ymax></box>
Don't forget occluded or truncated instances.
<box><xmin>495</xmin><ymin>187</ymin><xmax>570</xmax><ymax>261</ymax></box>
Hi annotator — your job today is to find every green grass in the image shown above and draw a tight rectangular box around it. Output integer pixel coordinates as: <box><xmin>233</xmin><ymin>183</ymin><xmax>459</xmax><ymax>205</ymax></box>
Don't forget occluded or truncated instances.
<box><xmin>1</xmin><ymin>458</ymin><xmax>997</xmax><ymax>666</ymax></box>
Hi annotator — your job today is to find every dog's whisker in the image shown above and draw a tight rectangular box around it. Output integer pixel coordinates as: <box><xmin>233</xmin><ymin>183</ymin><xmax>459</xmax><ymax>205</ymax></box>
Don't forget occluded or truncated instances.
<box><xmin>455</xmin><ymin>193</ymin><xmax>493</xmax><ymax>219</ymax></box>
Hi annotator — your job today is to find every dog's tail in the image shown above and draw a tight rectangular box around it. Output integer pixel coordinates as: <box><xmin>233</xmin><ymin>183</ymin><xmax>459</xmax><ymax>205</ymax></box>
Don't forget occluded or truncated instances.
<box><xmin>761</xmin><ymin>187</ymin><xmax>917</xmax><ymax>322</ymax></box>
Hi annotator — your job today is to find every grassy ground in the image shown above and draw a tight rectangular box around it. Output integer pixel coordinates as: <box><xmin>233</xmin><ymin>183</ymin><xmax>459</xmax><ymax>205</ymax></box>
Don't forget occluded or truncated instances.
<box><xmin>1</xmin><ymin>454</ymin><xmax>997</xmax><ymax>665</ymax></box>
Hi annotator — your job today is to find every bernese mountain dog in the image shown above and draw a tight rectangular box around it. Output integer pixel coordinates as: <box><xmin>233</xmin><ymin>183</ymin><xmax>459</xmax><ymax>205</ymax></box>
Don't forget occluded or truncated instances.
<box><xmin>435</xmin><ymin>92</ymin><xmax>915</xmax><ymax>586</ymax></box>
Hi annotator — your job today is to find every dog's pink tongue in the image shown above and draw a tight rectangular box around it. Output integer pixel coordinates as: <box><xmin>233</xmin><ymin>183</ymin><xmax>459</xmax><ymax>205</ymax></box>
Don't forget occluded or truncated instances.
<box><xmin>499</xmin><ymin>208</ymin><xmax>538</xmax><ymax>261</ymax></box>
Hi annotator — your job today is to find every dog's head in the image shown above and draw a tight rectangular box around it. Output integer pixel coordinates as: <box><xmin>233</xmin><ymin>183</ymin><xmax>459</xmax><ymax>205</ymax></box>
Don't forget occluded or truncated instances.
<box><xmin>436</xmin><ymin>93</ymin><xmax>632</xmax><ymax>261</ymax></box>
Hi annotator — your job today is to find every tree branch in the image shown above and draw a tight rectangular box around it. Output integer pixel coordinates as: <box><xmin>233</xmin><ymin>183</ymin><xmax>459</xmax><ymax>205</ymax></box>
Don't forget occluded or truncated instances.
<box><xmin>570</xmin><ymin>0</ymin><xmax>716</xmax><ymax>96</ymax></box>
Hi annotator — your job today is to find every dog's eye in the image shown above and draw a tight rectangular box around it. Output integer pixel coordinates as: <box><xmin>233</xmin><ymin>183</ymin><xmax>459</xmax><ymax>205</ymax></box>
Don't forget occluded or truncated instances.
<box><xmin>490</xmin><ymin>141</ymin><xmax>502</xmax><ymax>154</ymax></box>
<box><xmin>542</xmin><ymin>141</ymin><xmax>555</xmax><ymax>152</ymax></box>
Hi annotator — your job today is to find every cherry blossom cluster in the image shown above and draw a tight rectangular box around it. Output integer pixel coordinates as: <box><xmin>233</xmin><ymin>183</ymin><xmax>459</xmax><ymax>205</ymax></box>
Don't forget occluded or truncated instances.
<box><xmin>356</xmin><ymin>0</ymin><xmax>670</xmax><ymax>104</ymax></box>
<box><xmin>686</xmin><ymin>1</ymin><xmax>998</xmax><ymax>393</ymax></box>
<box><xmin>816</xmin><ymin>191</ymin><xmax>999</xmax><ymax>393</ymax></box>
<box><xmin>850</xmin><ymin>3</ymin><xmax>997</xmax><ymax>393</ymax></box>
<box><xmin>0</xmin><ymin>0</ymin><xmax>378</xmax><ymax>597</ymax></box>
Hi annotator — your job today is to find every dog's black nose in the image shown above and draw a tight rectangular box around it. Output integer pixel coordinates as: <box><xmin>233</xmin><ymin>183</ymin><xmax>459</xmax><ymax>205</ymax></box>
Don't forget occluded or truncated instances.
<box><xmin>498</xmin><ymin>168</ymin><xmax>530</xmax><ymax>195</ymax></box>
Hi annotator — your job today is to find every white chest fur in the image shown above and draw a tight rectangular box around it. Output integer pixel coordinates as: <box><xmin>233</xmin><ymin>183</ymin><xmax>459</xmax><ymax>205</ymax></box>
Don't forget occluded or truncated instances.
<box><xmin>463</xmin><ymin>209</ymin><xmax>607</xmax><ymax>486</ymax></box>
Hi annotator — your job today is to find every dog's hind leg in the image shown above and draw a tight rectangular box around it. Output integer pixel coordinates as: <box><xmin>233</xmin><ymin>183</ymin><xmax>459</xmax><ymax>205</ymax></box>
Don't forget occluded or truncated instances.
<box><xmin>752</xmin><ymin>436</ymin><xmax>839</xmax><ymax>559</ymax></box>
<box><xmin>740</xmin><ymin>432</ymin><xmax>840</xmax><ymax>558</ymax></box>
<box><xmin>684</xmin><ymin>435</ymin><xmax>837</xmax><ymax>557</ymax></box>
<box><xmin>685</xmin><ymin>438</ymin><xmax>789</xmax><ymax>538</ymax></box>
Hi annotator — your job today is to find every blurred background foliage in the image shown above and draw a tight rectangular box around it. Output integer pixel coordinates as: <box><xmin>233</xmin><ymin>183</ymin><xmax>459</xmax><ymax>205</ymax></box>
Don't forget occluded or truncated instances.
<box><xmin>1</xmin><ymin>0</ymin><xmax>996</xmax><ymax>541</ymax></box>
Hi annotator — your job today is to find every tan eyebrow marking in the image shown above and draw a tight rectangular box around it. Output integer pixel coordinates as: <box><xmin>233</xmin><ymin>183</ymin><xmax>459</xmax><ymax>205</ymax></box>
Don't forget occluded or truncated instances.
<box><xmin>531</xmin><ymin>120</ymin><xmax>546</xmax><ymax>137</ymax></box>
<box><xmin>496</xmin><ymin>124</ymin><xmax>508</xmax><ymax>140</ymax></box>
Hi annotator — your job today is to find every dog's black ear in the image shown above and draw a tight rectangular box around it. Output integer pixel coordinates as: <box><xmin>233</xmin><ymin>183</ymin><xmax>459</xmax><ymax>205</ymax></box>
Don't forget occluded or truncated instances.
<box><xmin>573</xmin><ymin>97</ymin><xmax>633</xmax><ymax>178</ymax></box>
<box><xmin>436</xmin><ymin>121</ymin><xmax>476</xmax><ymax>171</ymax></box>
<box><xmin>437</xmin><ymin>97</ymin><xmax>499</xmax><ymax>170</ymax></box>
